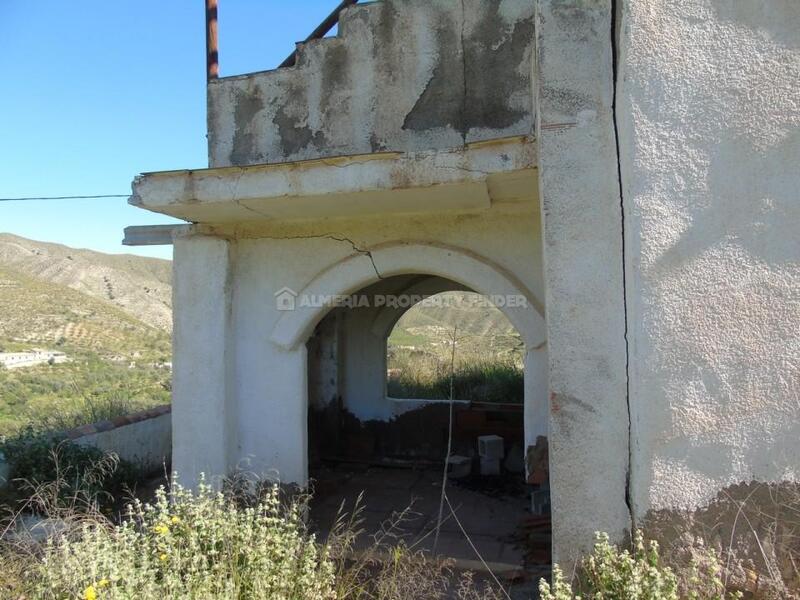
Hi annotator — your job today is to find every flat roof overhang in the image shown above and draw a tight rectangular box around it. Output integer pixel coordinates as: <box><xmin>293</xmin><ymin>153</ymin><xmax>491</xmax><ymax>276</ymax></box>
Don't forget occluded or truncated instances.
<box><xmin>129</xmin><ymin>136</ymin><xmax>537</xmax><ymax>227</ymax></box>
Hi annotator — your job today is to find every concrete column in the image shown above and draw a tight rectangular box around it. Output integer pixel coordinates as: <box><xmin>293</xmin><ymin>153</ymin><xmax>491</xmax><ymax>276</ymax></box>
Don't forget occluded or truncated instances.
<box><xmin>340</xmin><ymin>308</ymin><xmax>392</xmax><ymax>421</ymax></box>
<box><xmin>534</xmin><ymin>0</ymin><xmax>631</xmax><ymax>562</ymax></box>
<box><xmin>172</xmin><ymin>235</ymin><xmax>234</xmax><ymax>488</ymax></box>
<box><xmin>523</xmin><ymin>346</ymin><xmax>548</xmax><ymax>445</ymax></box>
<box><xmin>235</xmin><ymin>343</ymin><xmax>308</xmax><ymax>485</ymax></box>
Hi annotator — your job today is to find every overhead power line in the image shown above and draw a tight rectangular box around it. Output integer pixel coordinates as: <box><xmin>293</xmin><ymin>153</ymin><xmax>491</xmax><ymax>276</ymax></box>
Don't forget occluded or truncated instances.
<box><xmin>0</xmin><ymin>194</ymin><xmax>129</xmax><ymax>202</ymax></box>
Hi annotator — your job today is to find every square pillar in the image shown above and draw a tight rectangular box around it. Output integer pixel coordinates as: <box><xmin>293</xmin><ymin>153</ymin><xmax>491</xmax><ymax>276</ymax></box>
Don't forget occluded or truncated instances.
<box><xmin>234</xmin><ymin>342</ymin><xmax>308</xmax><ymax>485</ymax></box>
<box><xmin>524</xmin><ymin>346</ymin><xmax>549</xmax><ymax>445</ymax></box>
<box><xmin>172</xmin><ymin>234</ymin><xmax>234</xmax><ymax>488</ymax></box>
<box><xmin>534</xmin><ymin>0</ymin><xmax>632</xmax><ymax>563</ymax></box>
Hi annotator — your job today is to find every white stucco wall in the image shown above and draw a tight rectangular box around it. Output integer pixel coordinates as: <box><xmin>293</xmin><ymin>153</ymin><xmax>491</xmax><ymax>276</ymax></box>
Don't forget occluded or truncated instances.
<box><xmin>172</xmin><ymin>236</ymin><xmax>237</xmax><ymax>487</ymax></box>
<box><xmin>617</xmin><ymin>0</ymin><xmax>800</xmax><ymax>519</ymax></box>
<box><xmin>169</xmin><ymin>198</ymin><xmax>546</xmax><ymax>487</ymax></box>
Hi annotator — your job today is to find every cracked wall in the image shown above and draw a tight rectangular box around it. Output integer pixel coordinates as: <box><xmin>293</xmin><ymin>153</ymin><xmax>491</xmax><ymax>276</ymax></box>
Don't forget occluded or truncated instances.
<box><xmin>534</xmin><ymin>0</ymin><xmax>630</xmax><ymax>564</ymax></box>
<box><xmin>169</xmin><ymin>200</ymin><xmax>546</xmax><ymax>488</ymax></box>
<box><xmin>207</xmin><ymin>0</ymin><xmax>534</xmax><ymax>167</ymax></box>
<box><xmin>616</xmin><ymin>0</ymin><xmax>800</xmax><ymax>527</ymax></box>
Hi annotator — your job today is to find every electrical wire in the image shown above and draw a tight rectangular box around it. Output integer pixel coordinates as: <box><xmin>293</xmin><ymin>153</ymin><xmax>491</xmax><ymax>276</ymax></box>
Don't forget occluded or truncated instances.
<box><xmin>0</xmin><ymin>194</ymin><xmax>129</xmax><ymax>202</ymax></box>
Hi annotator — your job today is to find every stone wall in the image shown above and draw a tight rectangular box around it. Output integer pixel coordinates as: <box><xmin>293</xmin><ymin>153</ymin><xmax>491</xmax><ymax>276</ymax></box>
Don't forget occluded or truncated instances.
<box><xmin>207</xmin><ymin>0</ymin><xmax>534</xmax><ymax>167</ymax></box>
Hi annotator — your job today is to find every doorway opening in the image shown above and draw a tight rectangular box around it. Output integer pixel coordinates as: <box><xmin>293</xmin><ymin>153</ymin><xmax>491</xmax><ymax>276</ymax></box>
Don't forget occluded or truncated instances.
<box><xmin>304</xmin><ymin>275</ymin><xmax>551</xmax><ymax>578</ymax></box>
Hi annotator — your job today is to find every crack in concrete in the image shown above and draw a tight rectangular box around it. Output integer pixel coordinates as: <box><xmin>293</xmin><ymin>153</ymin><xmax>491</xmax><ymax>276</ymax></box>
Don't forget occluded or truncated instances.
<box><xmin>610</xmin><ymin>0</ymin><xmax>635</xmax><ymax>532</ymax></box>
<box><xmin>258</xmin><ymin>232</ymin><xmax>383</xmax><ymax>281</ymax></box>
<box><xmin>211</xmin><ymin>170</ymin><xmax>383</xmax><ymax>280</ymax></box>
<box><xmin>438</xmin><ymin>164</ymin><xmax>491</xmax><ymax>176</ymax></box>
<box><xmin>228</xmin><ymin>169</ymin><xmax>277</xmax><ymax>221</ymax></box>
<box><xmin>460</xmin><ymin>0</ymin><xmax>468</xmax><ymax>147</ymax></box>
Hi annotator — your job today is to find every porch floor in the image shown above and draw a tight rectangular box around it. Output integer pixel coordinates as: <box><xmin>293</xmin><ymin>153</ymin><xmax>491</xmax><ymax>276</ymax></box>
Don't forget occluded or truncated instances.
<box><xmin>309</xmin><ymin>462</ymin><xmax>550</xmax><ymax>585</ymax></box>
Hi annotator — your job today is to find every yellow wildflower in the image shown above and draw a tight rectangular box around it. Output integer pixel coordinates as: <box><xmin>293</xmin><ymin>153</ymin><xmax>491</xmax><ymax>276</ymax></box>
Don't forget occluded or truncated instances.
<box><xmin>170</xmin><ymin>515</ymin><xmax>181</xmax><ymax>525</ymax></box>
<box><xmin>153</xmin><ymin>523</ymin><xmax>170</xmax><ymax>535</ymax></box>
<box><xmin>159</xmin><ymin>553</ymin><xmax>168</xmax><ymax>561</ymax></box>
<box><xmin>84</xmin><ymin>585</ymin><xmax>97</xmax><ymax>600</ymax></box>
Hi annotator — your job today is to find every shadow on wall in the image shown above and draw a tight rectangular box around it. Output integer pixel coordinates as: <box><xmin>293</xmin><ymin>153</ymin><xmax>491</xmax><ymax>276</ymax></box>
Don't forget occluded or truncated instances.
<box><xmin>655</xmin><ymin>130</ymin><xmax>800</xmax><ymax>273</ymax></box>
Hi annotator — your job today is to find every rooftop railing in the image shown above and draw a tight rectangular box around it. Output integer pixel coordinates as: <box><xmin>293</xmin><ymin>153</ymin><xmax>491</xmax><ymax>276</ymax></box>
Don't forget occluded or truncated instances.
<box><xmin>205</xmin><ymin>0</ymin><xmax>359</xmax><ymax>82</ymax></box>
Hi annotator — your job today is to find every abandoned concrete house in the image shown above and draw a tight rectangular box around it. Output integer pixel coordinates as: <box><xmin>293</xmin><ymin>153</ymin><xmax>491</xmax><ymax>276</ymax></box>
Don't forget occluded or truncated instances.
<box><xmin>125</xmin><ymin>0</ymin><xmax>800</xmax><ymax>567</ymax></box>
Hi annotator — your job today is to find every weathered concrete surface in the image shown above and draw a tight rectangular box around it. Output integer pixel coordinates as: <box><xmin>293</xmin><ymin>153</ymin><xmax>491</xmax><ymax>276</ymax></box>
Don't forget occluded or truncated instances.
<box><xmin>131</xmin><ymin>137</ymin><xmax>536</xmax><ymax>223</ymax></box>
<box><xmin>207</xmin><ymin>0</ymin><xmax>534</xmax><ymax>167</ymax></box>
<box><xmin>617</xmin><ymin>0</ymin><xmax>800</xmax><ymax>521</ymax></box>
<box><xmin>171</xmin><ymin>235</ymin><xmax>235</xmax><ymax>488</ymax></box>
<box><xmin>76</xmin><ymin>412</ymin><xmax>171</xmax><ymax>473</ymax></box>
<box><xmin>534</xmin><ymin>0</ymin><xmax>631</xmax><ymax>562</ymax></box>
<box><xmin>642</xmin><ymin>482</ymin><xmax>800</xmax><ymax>596</ymax></box>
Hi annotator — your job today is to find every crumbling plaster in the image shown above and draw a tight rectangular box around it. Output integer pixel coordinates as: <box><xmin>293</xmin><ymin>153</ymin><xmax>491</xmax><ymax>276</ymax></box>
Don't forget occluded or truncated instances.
<box><xmin>616</xmin><ymin>0</ymin><xmax>800</xmax><ymax>519</ymax></box>
<box><xmin>207</xmin><ymin>0</ymin><xmax>534</xmax><ymax>167</ymax></box>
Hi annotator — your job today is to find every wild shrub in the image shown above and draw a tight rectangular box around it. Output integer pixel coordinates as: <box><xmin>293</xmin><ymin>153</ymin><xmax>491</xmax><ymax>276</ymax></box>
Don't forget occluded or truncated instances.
<box><xmin>539</xmin><ymin>531</ymin><xmax>743</xmax><ymax>600</ymax></box>
<box><xmin>0</xmin><ymin>429</ymin><xmax>139</xmax><ymax>511</ymax></box>
<box><xmin>22</xmin><ymin>479</ymin><xmax>336</xmax><ymax>600</ymax></box>
<box><xmin>387</xmin><ymin>353</ymin><xmax>523</xmax><ymax>403</ymax></box>
<box><xmin>1</xmin><ymin>469</ymin><xmax>505</xmax><ymax>600</ymax></box>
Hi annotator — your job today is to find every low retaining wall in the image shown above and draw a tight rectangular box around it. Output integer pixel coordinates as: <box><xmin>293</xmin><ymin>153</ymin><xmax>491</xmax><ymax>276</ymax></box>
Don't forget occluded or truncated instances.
<box><xmin>0</xmin><ymin>406</ymin><xmax>172</xmax><ymax>486</ymax></box>
<box><xmin>71</xmin><ymin>405</ymin><xmax>172</xmax><ymax>473</ymax></box>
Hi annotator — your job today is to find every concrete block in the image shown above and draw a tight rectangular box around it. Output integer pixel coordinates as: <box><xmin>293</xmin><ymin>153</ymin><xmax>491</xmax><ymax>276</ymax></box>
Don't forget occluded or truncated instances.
<box><xmin>478</xmin><ymin>435</ymin><xmax>505</xmax><ymax>459</ymax></box>
<box><xmin>480</xmin><ymin>457</ymin><xmax>501</xmax><ymax>476</ymax></box>
<box><xmin>447</xmin><ymin>455</ymin><xmax>472</xmax><ymax>479</ymax></box>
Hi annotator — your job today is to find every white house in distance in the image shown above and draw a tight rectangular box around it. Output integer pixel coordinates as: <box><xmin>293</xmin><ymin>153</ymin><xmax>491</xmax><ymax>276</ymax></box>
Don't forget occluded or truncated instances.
<box><xmin>126</xmin><ymin>0</ymin><xmax>800</xmax><ymax>568</ymax></box>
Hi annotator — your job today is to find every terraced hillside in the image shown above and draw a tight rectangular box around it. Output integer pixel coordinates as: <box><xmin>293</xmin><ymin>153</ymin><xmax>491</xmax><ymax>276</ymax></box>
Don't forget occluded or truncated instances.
<box><xmin>0</xmin><ymin>234</ymin><xmax>172</xmax><ymax>435</ymax></box>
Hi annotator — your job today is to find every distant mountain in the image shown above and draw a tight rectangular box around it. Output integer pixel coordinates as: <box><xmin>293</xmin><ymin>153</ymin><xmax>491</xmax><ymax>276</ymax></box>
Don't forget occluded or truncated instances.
<box><xmin>394</xmin><ymin>291</ymin><xmax>517</xmax><ymax>337</ymax></box>
<box><xmin>0</xmin><ymin>265</ymin><xmax>168</xmax><ymax>357</ymax></box>
<box><xmin>0</xmin><ymin>233</ymin><xmax>172</xmax><ymax>332</ymax></box>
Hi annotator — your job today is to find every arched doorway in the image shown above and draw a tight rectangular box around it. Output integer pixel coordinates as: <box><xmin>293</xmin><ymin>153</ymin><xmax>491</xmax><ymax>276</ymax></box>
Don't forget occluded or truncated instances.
<box><xmin>275</xmin><ymin>246</ymin><xmax>550</xmax><ymax>571</ymax></box>
<box><xmin>270</xmin><ymin>242</ymin><xmax>549</xmax><ymax>471</ymax></box>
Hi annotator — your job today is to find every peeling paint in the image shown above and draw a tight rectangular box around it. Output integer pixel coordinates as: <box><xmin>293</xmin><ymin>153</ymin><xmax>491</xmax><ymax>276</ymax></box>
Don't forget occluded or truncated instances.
<box><xmin>208</xmin><ymin>0</ymin><xmax>535</xmax><ymax>167</ymax></box>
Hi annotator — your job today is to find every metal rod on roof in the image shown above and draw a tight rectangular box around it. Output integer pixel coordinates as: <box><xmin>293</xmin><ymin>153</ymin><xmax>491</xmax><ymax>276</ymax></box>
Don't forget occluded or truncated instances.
<box><xmin>206</xmin><ymin>0</ymin><xmax>219</xmax><ymax>81</ymax></box>
<box><xmin>278</xmin><ymin>0</ymin><xmax>359</xmax><ymax>68</ymax></box>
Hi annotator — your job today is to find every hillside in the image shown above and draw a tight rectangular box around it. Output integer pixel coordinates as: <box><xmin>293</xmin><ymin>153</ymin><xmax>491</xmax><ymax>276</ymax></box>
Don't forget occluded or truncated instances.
<box><xmin>0</xmin><ymin>233</ymin><xmax>172</xmax><ymax>332</ymax></box>
<box><xmin>0</xmin><ymin>265</ymin><xmax>169</xmax><ymax>357</ymax></box>
<box><xmin>0</xmin><ymin>234</ymin><xmax>173</xmax><ymax>435</ymax></box>
<box><xmin>0</xmin><ymin>235</ymin><xmax>523</xmax><ymax>430</ymax></box>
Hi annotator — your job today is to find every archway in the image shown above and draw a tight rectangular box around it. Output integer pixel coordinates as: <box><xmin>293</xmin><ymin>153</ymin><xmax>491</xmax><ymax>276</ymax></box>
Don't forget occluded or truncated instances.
<box><xmin>270</xmin><ymin>242</ymin><xmax>548</xmax><ymax>449</ymax></box>
<box><xmin>272</xmin><ymin>243</ymin><xmax>550</xmax><ymax>569</ymax></box>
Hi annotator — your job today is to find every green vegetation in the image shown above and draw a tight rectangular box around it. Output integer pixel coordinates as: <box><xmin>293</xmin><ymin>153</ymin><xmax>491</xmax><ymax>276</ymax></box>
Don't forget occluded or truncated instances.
<box><xmin>0</xmin><ymin>432</ymin><xmax>140</xmax><ymax>512</ymax></box>
<box><xmin>540</xmin><ymin>532</ymin><xmax>743</xmax><ymax>600</ymax></box>
<box><xmin>0</xmin><ymin>474</ymin><xmax>503</xmax><ymax>600</ymax></box>
<box><xmin>0</xmin><ymin>247</ymin><xmax>172</xmax><ymax>435</ymax></box>
<box><xmin>387</xmin><ymin>292</ymin><xmax>524</xmax><ymax>403</ymax></box>
<box><xmin>0</xmin><ymin>351</ymin><xmax>170</xmax><ymax>436</ymax></box>
<box><xmin>387</xmin><ymin>349</ymin><xmax>523</xmax><ymax>403</ymax></box>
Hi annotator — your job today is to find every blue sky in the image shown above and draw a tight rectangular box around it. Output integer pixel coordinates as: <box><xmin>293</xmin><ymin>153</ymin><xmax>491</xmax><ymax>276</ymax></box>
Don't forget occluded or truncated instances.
<box><xmin>0</xmin><ymin>1</ymin><xmax>337</xmax><ymax>259</ymax></box>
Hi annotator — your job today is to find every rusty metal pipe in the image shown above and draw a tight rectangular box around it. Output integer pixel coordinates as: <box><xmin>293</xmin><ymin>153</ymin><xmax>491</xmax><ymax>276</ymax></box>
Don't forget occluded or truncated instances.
<box><xmin>206</xmin><ymin>0</ymin><xmax>219</xmax><ymax>81</ymax></box>
<box><xmin>278</xmin><ymin>0</ymin><xmax>358</xmax><ymax>68</ymax></box>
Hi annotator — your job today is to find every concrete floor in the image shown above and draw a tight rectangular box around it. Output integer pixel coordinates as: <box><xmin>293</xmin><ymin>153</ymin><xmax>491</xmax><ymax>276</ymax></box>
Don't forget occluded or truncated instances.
<box><xmin>309</xmin><ymin>463</ymin><xmax>549</xmax><ymax>578</ymax></box>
